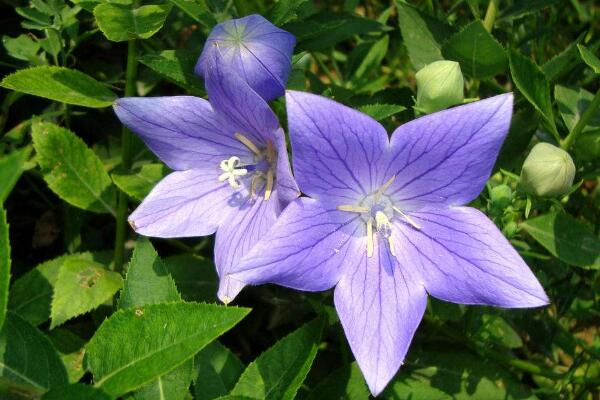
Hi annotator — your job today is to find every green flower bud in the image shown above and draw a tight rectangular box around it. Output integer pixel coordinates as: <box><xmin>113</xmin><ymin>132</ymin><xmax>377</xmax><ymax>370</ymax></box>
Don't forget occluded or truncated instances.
<box><xmin>415</xmin><ymin>60</ymin><xmax>464</xmax><ymax>114</ymax></box>
<box><xmin>490</xmin><ymin>184</ymin><xmax>512</xmax><ymax>209</ymax></box>
<box><xmin>520</xmin><ymin>143</ymin><xmax>576</xmax><ymax>197</ymax></box>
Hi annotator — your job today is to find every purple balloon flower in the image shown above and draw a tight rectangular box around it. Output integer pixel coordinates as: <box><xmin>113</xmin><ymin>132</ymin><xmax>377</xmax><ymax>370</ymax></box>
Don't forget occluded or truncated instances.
<box><xmin>113</xmin><ymin>52</ymin><xmax>299</xmax><ymax>303</ymax></box>
<box><xmin>195</xmin><ymin>14</ymin><xmax>295</xmax><ymax>102</ymax></box>
<box><xmin>228</xmin><ymin>91</ymin><xmax>549</xmax><ymax>395</ymax></box>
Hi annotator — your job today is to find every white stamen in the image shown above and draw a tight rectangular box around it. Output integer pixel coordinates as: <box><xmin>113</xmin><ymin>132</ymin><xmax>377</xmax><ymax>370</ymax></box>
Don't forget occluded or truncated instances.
<box><xmin>375</xmin><ymin>175</ymin><xmax>396</xmax><ymax>202</ymax></box>
<box><xmin>219</xmin><ymin>156</ymin><xmax>247</xmax><ymax>188</ymax></box>
<box><xmin>337</xmin><ymin>205</ymin><xmax>369</xmax><ymax>213</ymax></box>
<box><xmin>366</xmin><ymin>219</ymin><xmax>374</xmax><ymax>257</ymax></box>
<box><xmin>392</xmin><ymin>206</ymin><xmax>422</xmax><ymax>229</ymax></box>
<box><xmin>235</xmin><ymin>132</ymin><xmax>261</xmax><ymax>155</ymax></box>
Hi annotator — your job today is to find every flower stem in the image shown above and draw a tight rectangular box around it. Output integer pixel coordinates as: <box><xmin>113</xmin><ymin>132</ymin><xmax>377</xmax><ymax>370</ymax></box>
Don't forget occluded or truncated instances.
<box><xmin>483</xmin><ymin>0</ymin><xmax>499</xmax><ymax>32</ymax></box>
<box><xmin>113</xmin><ymin>38</ymin><xmax>138</xmax><ymax>273</ymax></box>
<box><xmin>560</xmin><ymin>87</ymin><xmax>600</xmax><ymax>150</ymax></box>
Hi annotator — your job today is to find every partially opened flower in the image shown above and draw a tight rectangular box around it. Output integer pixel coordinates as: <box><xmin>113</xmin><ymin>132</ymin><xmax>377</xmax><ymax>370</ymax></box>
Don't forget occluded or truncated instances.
<box><xmin>195</xmin><ymin>14</ymin><xmax>295</xmax><ymax>102</ymax></box>
<box><xmin>113</xmin><ymin>51</ymin><xmax>298</xmax><ymax>303</ymax></box>
<box><xmin>229</xmin><ymin>91</ymin><xmax>548</xmax><ymax>395</ymax></box>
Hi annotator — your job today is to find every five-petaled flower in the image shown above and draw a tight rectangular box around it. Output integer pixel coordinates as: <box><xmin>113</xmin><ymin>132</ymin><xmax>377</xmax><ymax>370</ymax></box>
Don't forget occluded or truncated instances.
<box><xmin>113</xmin><ymin>51</ymin><xmax>298</xmax><ymax>304</ymax></box>
<box><xmin>228</xmin><ymin>91</ymin><xmax>549</xmax><ymax>395</ymax></box>
<box><xmin>195</xmin><ymin>14</ymin><xmax>296</xmax><ymax>102</ymax></box>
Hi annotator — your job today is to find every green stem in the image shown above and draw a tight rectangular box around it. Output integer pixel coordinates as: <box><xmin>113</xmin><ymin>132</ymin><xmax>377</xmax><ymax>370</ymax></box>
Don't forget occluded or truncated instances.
<box><xmin>561</xmin><ymin>88</ymin><xmax>600</xmax><ymax>150</ymax></box>
<box><xmin>483</xmin><ymin>0</ymin><xmax>499</xmax><ymax>32</ymax></box>
<box><xmin>113</xmin><ymin>38</ymin><xmax>138</xmax><ymax>273</ymax></box>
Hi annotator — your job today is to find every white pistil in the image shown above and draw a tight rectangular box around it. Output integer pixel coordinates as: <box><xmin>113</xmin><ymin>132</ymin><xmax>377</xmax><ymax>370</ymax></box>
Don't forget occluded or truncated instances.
<box><xmin>366</xmin><ymin>219</ymin><xmax>374</xmax><ymax>257</ymax></box>
<box><xmin>235</xmin><ymin>132</ymin><xmax>262</xmax><ymax>155</ymax></box>
<box><xmin>375</xmin><ymin>211</ymin><xmax>395</xmax><ymax>256</ymax></box>
<box><xmin>392</xmin><ymin>206</ymin><xmax>422</xmax><ymax>229</ymax></box>
<box><xmin>219</xmin><ymin>156</ymin><xmax>247</xmax><ymax>188</ymax></box>
<box><xmin>265</xmin><ymin>169</ymin><xmax>274</xmax><ymax>200</ymax></box>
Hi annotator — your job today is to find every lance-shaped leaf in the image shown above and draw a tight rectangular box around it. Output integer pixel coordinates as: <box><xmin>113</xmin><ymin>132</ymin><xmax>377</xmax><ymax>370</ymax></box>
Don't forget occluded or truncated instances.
<box><xmin>164</xmin><ymin>254</ymin><xmax>218</xmax><ymax>303</ymax></box>
<box><xmin>521</xmin><ymin>213</ymin><xmax>600</xmax><ymax>269</ymax></box>
<box><xmin>139</xmin><ymin>50</ymin><xmax>205</xmax><ymax>96</ymax></box>
<box><xmin>227</xmin><ymin>317</ymin><xmax>325</xmax><ymax>400</ymax></box>
<box><xmin>442</xmin><ymin>20</ymin><xmax>507</xmax><ymax>79</ymax></box>
<box><xmin>358</xmin><ymin>103</ymin><xmax>406</xmax><ymax>121</ymax></box>
<box><xmin>85</xmin><ymin>302</ymin><xmax>249</xmax><ymax>397</ymax></box>
<box><xmin>267</xmin><ymin>0</ymin><xmax>309</xmax><ymax>26</ymax></box>
<box><xmin>194</xmin><ymin>341</ymin><xmax>245</xmax><ymax>400</ymax></box>
<box><xmin>43</xmin><ymin>383</ymin><xmax>111</xmax><ymax>400</ymax></box>
<box><xmin>94</xmin><ymin>3</ymin><xmax>172</xmax><ymax>42</ymax></box>
<box><xmin>0</xmin><ymin>313</ymin><xmax>68</xmax><ymax>391</ymax></box>
<box><xmin>509</xmin><ymin>49</ymin><xmax>558</xmax><ymax>136</ymax></box>
<box><xmin>111</xmin><ymin>163</ymin><xmax>170</xmax><ymax>202</ymax></box>
<box><xmin>0</xmin><ymin>208</ymin><xmax>9</xmax><ymax>330</ymax></box>
<box><xmin>50</xmin><ymin>258</ymin><xmax>123</xmax><ymax>328</ymax></box>
<box><xmin>555</xmin><ymin>85</ymin><xmax>600</xmax><ymax>132</ymax></box>
<box><xmin>32</xmin><ymin>122</ymin><xmax>116</xmax><ymax>214</ymax></box>
<box><xmin>167</xmin><ymin>0</ymin><xmax>215</xmax><ymax>28</ymax></box>
<box><xmin>0</xmin><ymin>149</ymin><xmax>29</xmax><ymax>204</ymax></box>
<box><xmin>131</xmin><ymin>360</ymin><xmax>194</xmax><ymax>400</ymax></box>
<box><xmin>0</xmin><ymin>66</ymin><xmax>116</xmax><ymax>108</ymax></box>
<box><xmin>306</xmin><ymin>362</ymin><xmax>369</xmax><ymax>400</ymax></box>
<box><xmin>578</xmin><ymin>44</ymin><xmax>600</xmax><ymax>73</ymax></box>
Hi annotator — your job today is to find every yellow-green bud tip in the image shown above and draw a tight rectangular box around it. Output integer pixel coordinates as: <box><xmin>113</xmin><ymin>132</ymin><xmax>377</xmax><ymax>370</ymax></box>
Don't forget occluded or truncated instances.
<box><xmin>520</xmin><ymin>143</ymin><xmax>576</xmax><ymax>197</ymax></box>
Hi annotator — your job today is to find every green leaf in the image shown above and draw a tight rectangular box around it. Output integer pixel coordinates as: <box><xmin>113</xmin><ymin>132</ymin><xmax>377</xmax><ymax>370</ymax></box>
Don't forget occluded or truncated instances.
<box><xmin>94</xmin><ymin>4</ymin><xmax>172</xmax><ymax>42</ymax></box>
<box><xmin>267</xmin><ymin>0</ymin><xmax>309</xmax><ymax>26</ymax></box>
<box><xmin>139</xmin><ymin>50</ymin><xmax>205</xmax><ymax>96</ymax></box>
<box><xmin>85</xmin><ymin>302</ymin><xmax>250</xmax><ymax>397</ymax></box>
<box><xmin>164</xmin><ymin>255</ymin><xmax>218</xmax><ymax>303</ymax></box>
<box><xmin>542</xmin><ymin>41</ymin><xmax>580</xmax><ymax>82</ymax></box>
<box><xmin>43</xmin><ymin>383</ymin><xmax>111</xmax><ymax>400</ymax></box>
<box><xmin>112</xmin><ymin>164</ymin><xmax>168</xmax><ymax>202</ymax></box>
<box><xmin>383</xmin><ymin>347</ymin><xmax>535</xmax><ymax>399</ymax></box>
<box><xmin>521</xmin><ymin>213</ymin><xmax>600</xmax><ymax>269</ymax></box>
<box><xmin>8</xmin><ymin>252</ymin><xmax>103</xmax><ymax>326</ymax></box>
<box><xmin>194</xmin><ymin>341</ymin><xmax>245</xmax><ymax>400</ymax></box>
<box><xmin>50</xmin><ymin>258</ymin><xmax>123</xmax><ymax>329</ymax></box>
<box><xmin>32</xmin><ymin>121</ymin><xmax>116</xmax><ymax>214</ymax></box>
<box><xmin>0</xmin><ymin>66</ymin><xmax>116</xmax><ymax>108</ymax></box>
<box><xmin>396</xmin><ymin>2</ymin><xmax>453</xmax><ymax>69</ymax></box>
<box><xmin>509</xmin><ymin>49</ymin><xmax>558</xmax><ymax>136</ymax></box>
<box><xmin>577</xmin><ymin>44</ymin><xmax>600</xmax><ymax>73</ymax></box>
<box><xmin>167</xmin><ymin>0</ymin><xmax>216</xmax><ymax>28</ymax></box>
<box><xmin>306</xmin><ymin>362</ymin><xmax>369</xmax><ymax>400</ymax></box>
<box><xmin>555</xmin><ymin>85</ymin><xmax>600</xmax><ymax>132</ymax></box>
<box><xmin>0</xmin><ymin>313</ymin><xmax>68</xmax><ymax>391</ymax></box>
<box><xmin>228</xmin><ymin>317</ymin><xmax>324</xmax><ymax>400</ymax></box>
<box><xmin>442</xmin><ymin>20</ymin><xmax>507</xmax><ymax>79</ymax></box>
<box><xmin>357</xmin><ymin>103</ymin><xmax>406</xmax><ymax>121</ymax></box>
<box><xmin>119</xmin><ymin>237</ymin><xmax>181</xmax><ymax>309</ymax></box>
<box><xmin>0</xmin><ymin>149</ymin><xmax>28</xmax><ymax>204</ymax></box>
<box><xmin>0</xmin><ymin>209</ymin><xmax>9</xmax><ymax>330</ymax></box>
<box><xmin>351</xmin><ymin>35</ymin><xmax>389</xmax><ymax>82</ymax></box>
<box><xmin>2</xmin><ymin>34</ymin><xmax>41</xmax><ymax>63</ymax></box>
<box><xmin>473</xmin><ymin>314</ymin><xmax>523</xmax><ymax>349</ymax></box>
<box><xmin>285</xmin><ymin>12</ymin><xmax>382</xmax><ymax>52</ymax></box>
<box><xmin>47</xmin><ymin>328</ymin><xmax>87</xmax><ymax>383</ymax></box>
<box><xmin>132</xmin><ymin>360</ymin><xmax>194</xmax><ymax>400</ymax></box>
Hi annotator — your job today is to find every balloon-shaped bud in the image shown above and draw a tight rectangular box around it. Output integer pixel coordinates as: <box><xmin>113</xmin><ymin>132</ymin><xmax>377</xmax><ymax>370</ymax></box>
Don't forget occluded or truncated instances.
<box><xmin>520</xmin><ymin>143</ymin><xmax>576</xmax><ymax>197</ymax></box>
<box><xmin>196</xmin><ymin>14</ymin><xmax>296</xmax><ymax>102</ymax></box>
<box><xmin>415</xmin><ymin>60</ymin><xmax>464</xmax><ymax>114</ymax></box>
<box><xmin>490</xmin><ymin>184</ymin><xmax>512</xmax><ymax>210</ymax></box>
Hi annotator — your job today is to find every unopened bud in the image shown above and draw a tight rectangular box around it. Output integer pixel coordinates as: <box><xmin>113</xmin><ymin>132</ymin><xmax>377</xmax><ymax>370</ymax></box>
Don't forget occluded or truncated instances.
<box><xmin>520</xmin><ymin>143</ymin><xmax>576</xmax><ymax>197</ymax></box>
<box><xmin>490</xmin><ymin>184</ymin><xmax>512</xmax><ymax>210</ymax></box>
<box><xmin>415</xmin><ymin>60</ymin><xmax>464</xmax><ymax>114</ymax></box>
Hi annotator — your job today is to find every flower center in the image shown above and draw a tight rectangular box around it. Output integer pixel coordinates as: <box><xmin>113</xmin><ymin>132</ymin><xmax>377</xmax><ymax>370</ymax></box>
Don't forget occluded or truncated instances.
<box><xmin>337</xmin><ymin>176</ymin><xmax>421</xmax><ymax>258</ymax></box>
<box><xmin>218</xmin><ymin>133</ymin><xmax>276</xmax><ymax>200</ymax></box>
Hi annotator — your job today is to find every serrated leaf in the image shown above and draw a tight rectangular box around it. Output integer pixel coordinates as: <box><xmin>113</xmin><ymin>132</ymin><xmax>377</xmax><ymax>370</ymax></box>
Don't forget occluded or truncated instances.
<box><xmin>48</xmin><ymin>328</ymin><xmax>87</xmax><ymax>383</ymax></box>
<box><xmin>194</xmin><ymin>341</ymin><xmax>245</xmax><ymax>400</ymax></box>
<box><xmin>509</xmin><ymin>49</ymin><xmax>558</xmax><ymax>136</ymax></box>
<box><xmin>555</xmin><ymin>85</ymin><xmax>600</xmax><ymax>132</ymax></box>
<box><xmin>383</xmin><ymin>347</ymin><xmax>536</xmax><ymax>399</ymax></box>
<box><xmin>94</xmin><ymin>4</ymin><xmax>172</xmax><ymax>42</ymax></box>
<box><xmin>285</xmin><ymin>12</ymin><xmax>382</xmax><ymax>52</ymax></box>
<box><xmin>396</xmin><ymin>1</ymin><xmax>453</xmax><ymax>69</ymax></box>
<box><xmin>8</xmin><ymin>252</ymin><xmax>104</xmax><ymax>326</ymax></box>
<box><xmin>51</xmin><ymin>258</ymin><xmax>122</xmax><ymax>328</ymax></box>
<box><xmin>542</xmin><ymin>41</ymin><xmax>580</xmax><ymax>82</ymax></box>
<box><xmin>521</xmin><ymin>213</ymin><xmax>600</xmax><ymax>269</ymax></box>
<box><xmin>164</xmin><ymin>254</ymin><xmax>218</xmax><ymax>303</ymax></box>
<box><xmin>357</xmin><ymin>103</ymin><xmax>406</xmax><ymax>121</ymax></box>
<box><xmin>0</xmin><ymin>66</ymin><xmax>116</xmax><ymax>108</ymax></box>
<box><xmin>473</xmin><ymin>314</ymin><xmax>523</xmax><ymax>349</ymax></box>
<box><xmin>139</xmin><ymin>50</ymin><xmax>205</xmax><ymax>96</ymax></box>
<box><xmin>351</xmin><ymin>35</ymin><xmax>389</xmax><ymax>82</ymax></box>
<box><xmin>266</xmin><ymin>0</ymin><xmax>308</xmax><ymax>26</ymax></box>
<box><xmin>306</xmin><ymin>362</ymin><xmax>369</xmax><ymax>400</ymax></box>
<box><xmin>0</xmin><ymin>149</ymin><xmax>29</xmax><ymax>204</ymax></box>
<box><xmin>0</xmin><ymin>208</ymin><xmax>9</xmax><ymax>330</ymax></box>
<box><xmin>112</xmin><ymin>163</ymin><xmax>168</xmax><ymax>202</ymax></box>
<box><xmin>119</xmin><ymin>237</ymin><xmax>181</xmax><ymax>309</ymax></box>
<box><xmin>167</xmin><ymin>0</ymin><xmax>215</xmax><ymax>28</ymax></box>
<box><xmin>42</xmin><ymin>383</ymin><xmax>111</xmax><ymax>400</ymax></box>
<box><xmin>228</xmin><ymin>317</ymin><xmax>324</xmax><ymax>400</ymax></box>
<box><xmin>132</xmin><ymin>360</ymin><xmax>194</xmax><ymax>400</ymax></box>
<box><xmin>85</xmin><ymin>302</ymin><xmax>250</xmax><ymax>397</ymax></box>
<box><xmin>577</xmin><ymin>44</ymin><xmax>600</xmax><ymax>73</ymax></box>
<box><xmin>2</xmin><ymin>34</ymin><xmax>41</xmax><ymax>63</ymax></box>
<box><xmin>0</xmin><ymin>313</ymin><xmax>68</xmax><ymax>391</ymax></box>
<box><xmin>442</xmin><ymin>20</ymin><xmax>507</xmax><ymax>79</ymax></box>
<box><xmin>32</xmin><ymin>122</ymin><xmax>116</xmax><ymax>214</ymax></box>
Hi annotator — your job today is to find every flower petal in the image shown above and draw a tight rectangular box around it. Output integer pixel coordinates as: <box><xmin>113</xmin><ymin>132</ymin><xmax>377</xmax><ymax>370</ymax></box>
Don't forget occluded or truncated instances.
<box><xmin>286</xmin><ymin>91</ymin><xmax>390</xmax><ymax>204</ymax></box>
<box><xmin>334</xmin><ymin>239</ymin><xmax>427</xmax><ymax>396</ymax></box>
<box><xmin>114</xmin><ymin>96</ymin><xmax>248</xmax><ymax>171</ymax></box>
<box><xmin>129</xmin><ymin>169</ymin><xmax>241</xmax><ymax>238</ymax></box>
<box><xmin>273</xmin><ymin>128</ymin><xmax>300</xmax><ymax>203</ymax></box>
<box><xmin>215</xmin><ymin>190</ymin><xmax>282</xmax><ymax>303</ymax></box>
<box><xmin>388</xmin><ymin>93</ymin><xmax>513</xmax><ymax>209</ymax></box>
<box><xmin>204</xmin><ymin>49</ymin><xmax>280</xmax><ymax>145</ymax></box>
<box><xmin>394</xmin><ymin>206</ymin><xmax>549</xmax><ymax>307</ymax></box>
<box><xmin>196</xmin><ymin>14</ymin><xmax>295</xmax><ymax>101</ymax></box>
<box><xmin>228</xmin><ymin>197</ymin><xmax>363</xmax><ymax>291</ymax></box>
